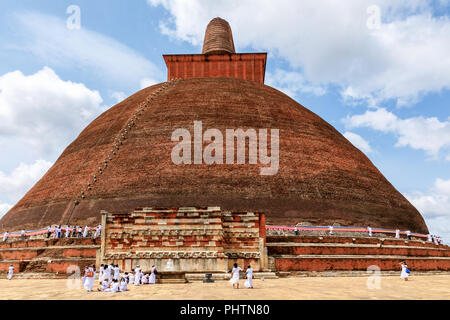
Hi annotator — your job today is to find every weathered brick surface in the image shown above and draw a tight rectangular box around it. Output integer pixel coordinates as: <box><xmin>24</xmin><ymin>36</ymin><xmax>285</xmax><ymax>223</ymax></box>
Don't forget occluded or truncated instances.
<box><xmin>0</xmin><ymin>78</ymin><xmax>428</xmax><ymax>234</ymax></box>
<box><xmin>102</xmin><ymin>207</ymin><xmax>266</xmax><ymax>272</ymax></box>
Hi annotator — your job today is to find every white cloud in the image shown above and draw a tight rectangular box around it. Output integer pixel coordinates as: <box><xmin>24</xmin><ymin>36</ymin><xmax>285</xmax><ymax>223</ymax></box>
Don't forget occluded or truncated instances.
<box><xmin>12</xmin><ymin>12</ymin><xmax>162</xmax><ymax>89</ymax></box>
<box><xmin>110</xmin><ymin>91</ymin><xmax>127</xmax><ymax>103</ymax></box>
<box><xmin>266</xmin><ymin>69</ymin><xmax>326</xmax><ymax>98</ymax></box>
<box><xmin>343</xmin><ymin>132</ymin><xmax>373</xmax><ymax>154</ymax></box>
<box><xmin>344</xmin><ymin>108</ymin><xmax>450</xmax><ymax>159</ymax></box>
<box><xmin>0</xmin><ymin>67</ymin><xmax>104</xmax><ymax>156</ymax></box>
<box><xmin>0</xmin><ymin>160</ymin><xmax>53</xmax><ymax>204</ymax></box>
<box><xmin>140</xmin><ymin>78</ymin><xmax>158</xmax><ymax>89</ymax></box>
<box><xmin>148</xmin><ymin>0</ymin><xmax>450</xmax><ymax>107</ymax></box>
<box><xmin>406</xmin><ymin>178</ymin><xmax>450</xmax><ymax>244</ymax></box>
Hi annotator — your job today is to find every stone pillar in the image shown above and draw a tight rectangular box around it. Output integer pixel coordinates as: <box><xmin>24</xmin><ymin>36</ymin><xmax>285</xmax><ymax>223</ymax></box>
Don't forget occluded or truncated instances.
<box><xmin>99</xmin><ymin>210</ymin><xmax>107</xmax><ymax>265</ymax></box>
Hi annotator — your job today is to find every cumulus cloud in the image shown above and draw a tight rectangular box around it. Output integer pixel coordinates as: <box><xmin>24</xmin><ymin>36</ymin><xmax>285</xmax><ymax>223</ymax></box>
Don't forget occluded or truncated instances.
<box><xmin>0</xmin><ymin>67</ymin><xmax>104</xmax><ymax>156</ymax></box>
<box><xmin>11</xmin><ymin>12</ymin><xmax>162</xmax><ymax>89</ymax></box>
<box><xmin>266</xmin><ymin>69</ymin><xmax>326</xmax><ymax>98</ymax></box>
<box><xmin>344</xmin><ymin>108</ymin><xmax>450</xmax><ymax>159</ymax></box>
<box><xmin>148</xmin><ymin>0</ymin><xmax>450</xmax><ymax>106</ymax></box>
<box><xmin>406</xmin><ymin>178</ymin><xmax>450</xmax><ymax>244</ymax></box>
<box><xmin>140</xmin><ymin>78</ymin><xmax>159</xmax><ymax>89</ymax></box>
<box><xmin>0</xmin><ymin>160</ymin><xmax>53</xmax><ymax>204</ymax></box>
<box><xmin>343</xmin><ymin>132</ymin><xmax>373</xmax><ymax>154</ymax></box>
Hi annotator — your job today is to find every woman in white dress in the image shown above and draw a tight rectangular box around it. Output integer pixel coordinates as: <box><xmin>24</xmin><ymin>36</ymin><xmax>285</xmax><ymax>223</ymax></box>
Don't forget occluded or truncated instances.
<box><xmin>84</xmin><ymin>265</ymin><xmax>96</xmax><ymax>292</ymax></box>
<box><xmin>7</xmin><ymin>265</ymin><xmax>14</xmax><ymax>280</ymax></box>
<box><xmin>149</xmin><ymin>265</ymin><xmax>157</xmax><ymax>284</ymax></box>
<box><xmin>400</xmin><ymin>261</ymin><xmax>409</xmax><ymax>281</ymax></box>
<box><xmin>2</xmin><ymin>231</ymin><xmax>9</xmax><ymax>242</ymax></box>
<box><xmin>134</xmin><ymin>266</ymin><xmax>141</xmax><ymax>285</ymax></box>
<box><xmin>98</xmin><ymin>264</ymin><xmax>105</xmax><ymax>285</ymax></box>
<box><xmin>244</xmin><ymin>265</ymin><xmax>254</xmax><ymax>289</ymax></box>
<box><xmin>229</xmin><ymin>263</ymin><xmax>242</xmax><ymax>289</ymax></box>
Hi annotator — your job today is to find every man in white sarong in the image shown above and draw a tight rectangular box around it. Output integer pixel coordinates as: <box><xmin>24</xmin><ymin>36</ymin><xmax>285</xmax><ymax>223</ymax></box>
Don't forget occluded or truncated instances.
<box><xmin>7</xmin><ymin>265</ymin><xmax>14</xmax><ymax>280</ymax></box>
<box><xmin>395</xmin><ymin>229</ymin><xmax>400</xmax><ymax>239</ymax></box>
<box><xmin>2</xmin><ymin>231</ymin><xmax>9</xmax><ymax>242</ymax></box>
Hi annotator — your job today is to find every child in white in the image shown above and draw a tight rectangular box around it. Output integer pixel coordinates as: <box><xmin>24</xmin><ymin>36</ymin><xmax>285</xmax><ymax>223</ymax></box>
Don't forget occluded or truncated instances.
<box><xmin>119</xmin><ymin>278</ymin><xmax>128</xmax><ymax>291</ymax></box>
<box><xmin>149</xmin><ymin>266</ymin><xmax>156</xmax><ymax>284</ymax></box>
<box><xmin>400</xmin><ymin>262</ymin><xmax>409</xmax><ymax>281</ymax></box>
<box><xmin>129</xmin><ymin>271</ymin><xmax>135</xmax><ymax>284</ymax></box>
<box><xmin>7</xmin><ymin>265</ymin><xmax>14</xmax><ymax>280</ymax></box>
<box><xmin>105</xmin><ymin>279</ymin><xmax>120</xmax><ymax>293</ymax></box>
<box><xmin>98</xmin><ymin>279</ymin><xmax>111</xmax><ymax>292</ymax></box>
<box><xmin>229</xmin><ymin>263</ymin><xmax>242</xmax><ymax>289</ymax></box>
<box><xmin>244</xmin><ymin>265</ymin><xmax>253</xmax><ymax>289</ymax></box>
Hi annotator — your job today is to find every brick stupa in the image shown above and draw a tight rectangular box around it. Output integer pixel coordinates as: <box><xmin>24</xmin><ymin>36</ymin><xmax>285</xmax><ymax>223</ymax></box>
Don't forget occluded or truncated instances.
<box><xmin>0</xmin><ymin>17</ymin><xmax>428</xmax><ymax>234</ymax></box>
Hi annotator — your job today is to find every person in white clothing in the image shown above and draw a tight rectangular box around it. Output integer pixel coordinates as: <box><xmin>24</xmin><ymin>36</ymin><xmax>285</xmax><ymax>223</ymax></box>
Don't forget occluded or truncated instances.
<box><xmin>2</xmin><ymin>231</ymin><xmax>9</xmax><ymax>242</ymax></box>
<box><xmin>395</xmin><ymin>229</ymin><xmax>400</xmax><ymax>239</ymax></box>
<box><xmin>83</xmin><ymin>265</ymin><xmax>96</xmax><ymax>292</ymax></box>
<box><xmin>406</xmin><ymin>230</ymin><xmax>411</xmax><ymax>240</ymax></box>
<box><xmin>98</xmin><ymin>279</ymin><xmax>112</xmax><ymax>292</ymax></box>
<box><xmin>149</xmin><ymin>265</ymin><xmax>157</xmax><ymax>284</ymax></box>
<box><xmin>7</xmin><ymin>265</ymin><xmax>14</xmax><ymax>280</ymax></box>
<box><xmin>229</xmin><ymin>263</ymin><xmax>242</xmax><ymax>289</ymax></box>
<box><xmin>400</xmin><ymin>261</ymin><xmax>409</xmax><ymax>281</ymax></box>
<box><xmin>129</xmin><ymin>271</ymin><xmax>135</xmax><ymax>284</ymax></box>
<box><xmin>244</xmin><ymin>265</ymin><xmax>254</xmax><ymax>289</ymax></box>
<box><xmin>65</xmin><ymin>227</ymin><xmax>71</xmax><ymax>238</ymax></box>
<box><xmin>83</xmin><ymin>226</ymin><xmax>89</xmax><ymax>238</ymax></box>
<box><xmin>21</xmin><ymin>230</ymin><xmax>26</xmax><ymax>241</ymax></box>
<box><xmin>134</xmin><ymin>266</ymin><xmax>141</xmax><ymax>285</ymax></box>
<box><xmin>119</xmin><ymin>278</ymin><xmax>128</xmax><ymax>291</ymax></box>
<box><xmin>105</xmin><ymin>279</ymin><xmax>120</xmax><ymax>293</ymax></box>
<box><xmin>328</xmin><ymin>226</ymin><xmax>333</xmax><ymax>235</ymax></box>
<box><xmin>103</xmin><ymin>264</ymin><xmax>112</xmax><ymax>282</ymax></box>
<box><xmin>141</xmin><ymin>273</ymin><xmax>149</xmax><ymax>284</ymax></box>
<box><xmin>94</xmin><ymin>225</ymin><xmax>102</xmax><ymax>239</ymax></box>
<box><xmin>98</xmin><ymin>264</ymin><xmax>105</xmax><ymax>284</ymax></box>
<box><xmin>113</xmin><ymin>264</ymin><xmax>120</xmax><ymax>281</ymax></box>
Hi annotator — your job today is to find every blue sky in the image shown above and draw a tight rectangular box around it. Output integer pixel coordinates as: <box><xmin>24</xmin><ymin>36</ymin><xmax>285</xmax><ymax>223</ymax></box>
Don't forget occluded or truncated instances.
<box><xmin>0</xmin><ymin>0</ymin><xmax>449</xmax><ymax>242</ymax></box>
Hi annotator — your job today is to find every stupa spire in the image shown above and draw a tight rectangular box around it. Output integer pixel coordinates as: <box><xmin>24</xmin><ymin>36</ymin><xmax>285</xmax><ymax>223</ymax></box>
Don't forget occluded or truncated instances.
<box><xmin>202</xmin><ymin>17</ymin><xmax>236</xmax><ymax>55</ymax></box>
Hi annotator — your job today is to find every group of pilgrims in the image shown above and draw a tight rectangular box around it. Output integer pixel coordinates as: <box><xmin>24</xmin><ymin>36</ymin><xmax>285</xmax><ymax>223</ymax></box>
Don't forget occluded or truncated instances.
<box><xmin>1</xmin><ymin>224</ymin><xmax>102</xmax><ymax>242</ymax></box>
<box><xmin>82</xmin><ymin>264</ymin><xmax>158</xmax><ymax>293</ymax></box>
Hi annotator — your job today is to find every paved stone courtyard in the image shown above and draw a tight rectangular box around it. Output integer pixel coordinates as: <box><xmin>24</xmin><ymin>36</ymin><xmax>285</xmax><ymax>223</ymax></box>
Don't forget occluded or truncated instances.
<box><xmin>0</xmin><ymin>275</ymin><xmax>449</xmax><ymax>300</ymax></box>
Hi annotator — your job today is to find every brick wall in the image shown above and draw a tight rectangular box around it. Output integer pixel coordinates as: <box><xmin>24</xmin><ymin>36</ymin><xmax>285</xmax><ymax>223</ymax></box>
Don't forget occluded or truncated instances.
<box><xmin>163</xmin><ymin>53</ymin><xmax>267</xmax><ymax>84</ymax></box>
<box><xmin>102</xmin><ymin>207</ymin><xmax>267</xmax><ymax>273</ymax></box>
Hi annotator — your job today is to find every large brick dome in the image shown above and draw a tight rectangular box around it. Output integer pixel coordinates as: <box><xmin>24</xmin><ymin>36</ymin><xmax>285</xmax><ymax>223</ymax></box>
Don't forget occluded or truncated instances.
<box><xmin>0</xmin><ymin>77</ymin><xmax>428</xmax><ymax>233</ymax></box>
